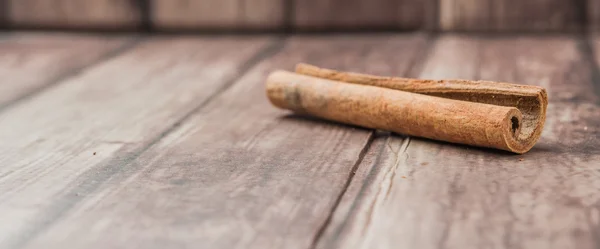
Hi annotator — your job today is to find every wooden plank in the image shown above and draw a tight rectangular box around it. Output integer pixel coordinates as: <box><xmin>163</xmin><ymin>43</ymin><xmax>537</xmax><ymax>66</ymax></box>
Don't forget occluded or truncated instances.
<box><xmin>17</xmin><ymin>34</ymin><xmax>429</xmax><ymax>249</ymax></box>
<box><xmin>0</xmin><ymin>36</ymin><xmax>276</xmax><ymax>249</ymax></box>
<box><xmin>7</xmin><ymin>0</ymin><xmax>142</xmax><ymax>29</ymax></box>
<box><xmin>293</xmin><ymin>0</ymin><xmax>435</xmax><ymax>30</ymax></box>
<box><xmin>439</xmin><ymin>0</ymin><xmax>581</xmax><ymax>31</ymax></box>
<box><xmin>0</xmin><ymin>33</ymin><xmax>131</xmax><ymax>109</ymax></box>
<box><xmin>152</xmin><ymin>0</ymin><xmax>285</xmax><ymax>31</ymax></box>
<box><xmin>316</xmin><ymin>35</ymin><xmax>600</xmax><ymax>249</ymax></box>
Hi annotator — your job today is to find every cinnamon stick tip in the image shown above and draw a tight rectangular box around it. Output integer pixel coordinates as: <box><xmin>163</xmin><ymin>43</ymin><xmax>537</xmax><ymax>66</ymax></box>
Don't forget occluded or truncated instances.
<box><xmin>265</xmin><ymin>70</ymin><xmax>289</xmax><ymax>109</ymax></box>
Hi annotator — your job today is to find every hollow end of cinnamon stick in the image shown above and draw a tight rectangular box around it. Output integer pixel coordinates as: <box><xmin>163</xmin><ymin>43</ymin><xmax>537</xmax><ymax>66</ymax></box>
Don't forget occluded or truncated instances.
<box><xmin>266</xmin><ymin>64</ymin><xmax>548</xmax><ymax>154</ymax></box>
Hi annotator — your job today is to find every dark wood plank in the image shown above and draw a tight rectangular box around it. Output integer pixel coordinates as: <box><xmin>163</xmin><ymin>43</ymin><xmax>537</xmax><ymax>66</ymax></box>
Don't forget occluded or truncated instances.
<box><xmin>316</xmin><ymin>35</ymin><xmax>600</xmax><ymax>249</ymax></box>
<box><xmin>17</xmin><ymin>34</ymin><xmax>429</xmax><ymax>249</ymax></box>
<box><xmin>152</xmin><ymin>0</ymin><xmax>285</xmax><ymax>31</ymax></box>
<box><xmin>0</xmin><ymin>36</ymin><xmax>275</xmax><ymax>249</ymax></box>
<box><xmin>7</xmin><ymin>0</ymin><xmax>142</xmax><ymax>29</ymax></box>
<box><xmin>439</xmin><ymin>0</ymin><xmax>581</xmax><ymax>31</ymax></box>
<box><xmin>0</xmin><ymin>33</ymin><xmax>131</xmax><ymax>109</ymax></box>
<box><xmin>293</xmin><ymin>0</ymin><xmax>435</xmax><ymax>30</ymax></box>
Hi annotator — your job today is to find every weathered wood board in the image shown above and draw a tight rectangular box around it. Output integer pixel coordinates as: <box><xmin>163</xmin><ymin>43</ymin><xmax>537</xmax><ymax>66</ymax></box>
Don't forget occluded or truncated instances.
<box><xmin>15</xmin><ymin>34</ymin><xmax>429</xmax><ymax>249</ymax></box>
<box><xmin>0</xmin><ymin>35</ymin><xmax>275</xmax><ymax>249</ymax></box>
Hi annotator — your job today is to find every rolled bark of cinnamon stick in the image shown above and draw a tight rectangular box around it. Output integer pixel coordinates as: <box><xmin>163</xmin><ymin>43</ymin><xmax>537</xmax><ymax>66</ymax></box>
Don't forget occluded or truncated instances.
<box><xmin>266</xmin><ymin>65</ymin><xmax>548</xmax><ymax>154</ymax></box>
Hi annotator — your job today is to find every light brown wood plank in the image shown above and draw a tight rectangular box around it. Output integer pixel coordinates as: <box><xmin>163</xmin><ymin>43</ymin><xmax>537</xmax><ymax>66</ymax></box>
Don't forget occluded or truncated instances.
<box><xmin>0</xmin><ymin>33</ymin><xmax>130</xmax><ymax>109</ymax></box>
<box><xmin>293</xmin><ymin>0</ymin><xmax>435</xmax><ymax>30</ymax></box>
<box><xmin>439</xmin><ymin>0</ymin><xmax>581</xmax><ymax>31</ymax></box>
<box><xmin>317</xmin><ymin>35</ymin><xmax>600</xmax><ymax>249</ymax></box>
<box><xmin>8</xmin><ymin>0</ymin><xmax>142</xmax><ymax>29</ymax></box>
<box><xmin>0</xmin><ymin>36</ymin><xmax>275</xmax><ymax>249</ymax></box>
<box><xmin>152</xmin><ymin>0</ymin><xmax>284</xmax><ymax>31</ymax></box>
<box><xmin>18</xmin><ymin>34</ymin><xmax>429</xmax><ymax>249</ymax></box>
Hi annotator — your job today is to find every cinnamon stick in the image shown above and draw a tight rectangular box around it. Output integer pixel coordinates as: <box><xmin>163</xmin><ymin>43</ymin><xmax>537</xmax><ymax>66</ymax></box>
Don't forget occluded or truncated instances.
<box><xmin>265</xmin><ymin>64</ymin><xmax>548</xmax><ymax>154</ymax></box>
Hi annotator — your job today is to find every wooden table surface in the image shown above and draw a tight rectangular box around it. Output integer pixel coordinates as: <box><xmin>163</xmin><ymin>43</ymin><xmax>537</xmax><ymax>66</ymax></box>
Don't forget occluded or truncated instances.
<box><xmin>0</xmin><ymin>32</ymin><xmax>599</xmax><ymax>249</ymax></box>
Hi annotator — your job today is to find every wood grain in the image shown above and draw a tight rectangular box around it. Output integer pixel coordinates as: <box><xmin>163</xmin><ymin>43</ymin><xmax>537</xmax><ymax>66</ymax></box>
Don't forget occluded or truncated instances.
<box><xmin>152</xmin><ymin>0</ymin><xmax>285</xmax><ymax>31</ymax></box>
<box><xmin>439</xmin><ymin>0</ymin><xmax>581</xmax><ymax>31</ymax></box>
<box><xmin>0</xmin><ymin>35</ymin><xmax>275</xmax><ymax>249</ymax></box>
<box><xmin>0</xmin><ymin>33</ymin><xmax>130</xmax><ymax>109</ymax></box>
<box><xmin>317</xmin><ymin>35</ymin><xmax>600</xmax><ymax>249</ymax></box>
<box><xmin>16</xmin><ymin>34</ymin><xmax>429</xmax><ymax>249</ymax></box>
<box><xmin>293</xmin><ymin>0</ymin><xmax>435</xmax><ymax>30</ymax></box>
<box><xmin>7</xmin><ymin>0</ymin><xmax>142</xmax><ymax>29</ymax></box>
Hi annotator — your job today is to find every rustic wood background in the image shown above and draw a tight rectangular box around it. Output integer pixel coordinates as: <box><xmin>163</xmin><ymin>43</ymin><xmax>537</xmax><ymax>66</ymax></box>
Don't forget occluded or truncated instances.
<box><xmin>0</xmin><ymin>0</ymin><xmax>595</xmax><ymax>31</ymax></box>
<box><xmin>0</xmin><ymin>31</ymin><xmax>599</xmax><ymax>249</ymax></box>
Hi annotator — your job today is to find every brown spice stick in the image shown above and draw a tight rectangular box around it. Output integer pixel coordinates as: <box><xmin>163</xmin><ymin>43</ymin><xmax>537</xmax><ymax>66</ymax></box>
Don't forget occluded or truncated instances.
<box><xmin>295</xmin><ymin>63</ymin><xmax>548</xmax><ymax>153</ymax></box>
<box><xmin>266</xmin><ymin>65</ymin><xmax>548</xmax><ymax>154</ymax></box>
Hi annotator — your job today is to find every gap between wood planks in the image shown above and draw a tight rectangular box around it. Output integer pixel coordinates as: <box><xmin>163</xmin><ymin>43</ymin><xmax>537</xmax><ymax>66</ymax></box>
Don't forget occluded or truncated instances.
<box><xmin>0</xmin><ymin>37</ymin><xmax>141</xmax><ymax>113</ymax></box>
<box><xmin>0</xmin><ymin>0</ymin><xmax>8</xmax><ymax>29</ymax></box>
<box><xmin>283</xmin><ymin>0</ymin><xmax>296</xmax><ymax>33</ymax></box>
<box><xmin>577</xmin><ymin>35</ymin><xmax>600</xmax><ymax>105</ymax></box>
<box><xmin>308</xmin><ymin>33</ymin><xmax>438</xmax><ymax>249</ymax></box>
<box><xmin>7</xmin><ymin>37</ymin><xmax>286</xmax><ymax>249</ymax></box>
<box><xmin>133</xmin><ymin>0</ymin><xmax>152</xmax><ymax>32</ymax></box>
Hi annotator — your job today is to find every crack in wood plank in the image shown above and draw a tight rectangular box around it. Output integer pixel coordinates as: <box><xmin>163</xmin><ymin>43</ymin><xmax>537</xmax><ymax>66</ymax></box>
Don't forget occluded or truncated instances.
<box><xmin>384</xmin><ymin>137</ymin><xmax>410</xmax><ymax>202</ymax></box>
<box><xmin>309</xmin><ymin>133</ymin><xmax>376</xmax><ymax>249</ymax></box>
